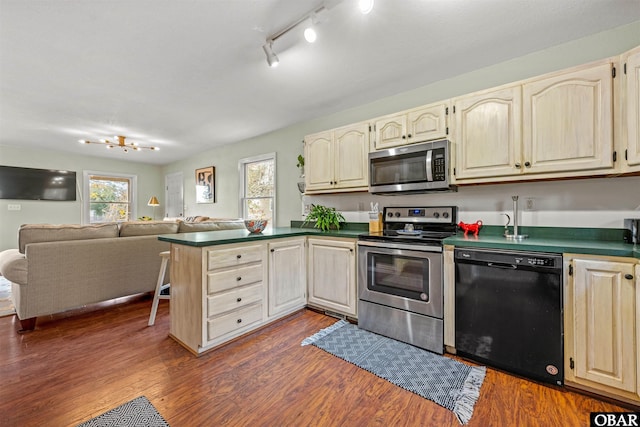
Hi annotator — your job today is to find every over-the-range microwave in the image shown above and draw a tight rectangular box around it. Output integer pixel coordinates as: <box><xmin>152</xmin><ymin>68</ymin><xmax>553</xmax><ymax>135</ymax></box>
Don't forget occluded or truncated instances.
<box><xmin>368</xmin><ymin>139</ymin><xmax>457</xmax><ymax>195</ymax></box>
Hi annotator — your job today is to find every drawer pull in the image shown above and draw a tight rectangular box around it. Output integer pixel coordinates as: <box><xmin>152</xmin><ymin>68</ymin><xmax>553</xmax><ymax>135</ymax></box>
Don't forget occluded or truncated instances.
<box><xmin>237</xmin><ymin>318</ymin><xmax>242</xmax><ymax>324</ymax></box>
<box><xmin>625</xmin><ymin>274</ymin><xmax>634</xmax><ymax>280</ymax></box>
<box><xmin>236</xmin><ymin>277</ymin><xmax>242</xmax><ymax>281</ymax></box>
<box><xmin>237</xmin><ymin>297</ymin><xmax>242</xmax><ymax>302</ymax></box>
<box><xmin>237</xmin><ymin>254</ymin><xmax>242</xmax><ymax>259</ymax></box>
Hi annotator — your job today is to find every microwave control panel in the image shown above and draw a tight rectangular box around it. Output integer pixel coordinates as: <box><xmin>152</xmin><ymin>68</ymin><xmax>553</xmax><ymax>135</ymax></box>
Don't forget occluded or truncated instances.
<box><xmin>432</xmin><ymin>148</ymin><xmax>446</xmax><ymax>181</ymax></box>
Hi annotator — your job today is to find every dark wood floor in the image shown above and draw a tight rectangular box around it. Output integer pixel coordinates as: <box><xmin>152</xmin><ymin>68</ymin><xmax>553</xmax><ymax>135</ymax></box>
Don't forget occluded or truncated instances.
<box><xmin>0</xmin><ymin>296</ymin><xmax>631</xmax><ymax>427</ymax></box>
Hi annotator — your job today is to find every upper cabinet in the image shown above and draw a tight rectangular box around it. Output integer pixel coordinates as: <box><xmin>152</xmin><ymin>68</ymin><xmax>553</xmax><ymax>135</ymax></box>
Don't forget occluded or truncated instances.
<box><xmin>452</xmin><ymin>85</ymin><xmax>522</xmax><ymax>180</ymax></box>
<box><xmin>374</xmin><ymin>102</ymin><xmax>448</xmax><ymax>150</ymax></box>
<box><xmin>452</xmin><ymin>60</ymin><xmax>615</xmax><ymax>183</ymax></box>
<box><xmin>522</xmin><ymin>62</ymin><xmax>614</xmax><ymax>175</ymax></box>
<box><xmin>621</xmin><ymin>46</ymin><xmax>640</xmax><ymax>171</ymax></box>
<box><xmin>304</xmin><ymin>122</ymin><xmax>370</xmax><ymax>193</ymax></box>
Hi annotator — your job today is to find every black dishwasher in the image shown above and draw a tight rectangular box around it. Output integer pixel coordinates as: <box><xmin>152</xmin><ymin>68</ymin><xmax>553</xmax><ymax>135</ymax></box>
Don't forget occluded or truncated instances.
<box><xmin>455</xmin><ymin>247</ymin><xmax>563</xmax><ymax>386</ymax></box>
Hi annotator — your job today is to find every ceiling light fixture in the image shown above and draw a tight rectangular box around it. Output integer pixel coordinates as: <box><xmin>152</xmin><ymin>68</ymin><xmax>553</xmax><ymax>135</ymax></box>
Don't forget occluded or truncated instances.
<box><xmin>262</xmin><ymin>0</ymin><xmax>345</xmax><ymax>67</ymax></box>
<box><xmin>262</xmin><ymin>41</ymin><xmax>279</xmax><ymax>67</ymax></box>
<box><xmin>359</xmin><ymin>0</ymin><xmax>374</xmax><ymax>14</ymax></box>
<box><xmin>79</xmin><ymin>135</ymin><xmax>158</xmax><ymax>153</ymax></box>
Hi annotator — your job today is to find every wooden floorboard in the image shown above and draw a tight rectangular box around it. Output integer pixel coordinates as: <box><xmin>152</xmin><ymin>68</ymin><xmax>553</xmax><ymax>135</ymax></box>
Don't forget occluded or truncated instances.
<box><xmin>0</xmin><ymin>296</ymin><xmax>632</xmax><ymax>427</ymax></box>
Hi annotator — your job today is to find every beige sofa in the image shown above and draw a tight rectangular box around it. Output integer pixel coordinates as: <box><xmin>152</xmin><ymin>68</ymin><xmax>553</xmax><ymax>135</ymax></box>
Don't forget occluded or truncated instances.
<box><xmin>0</xmin><ymin>219</ymin><xmax>244</xmax><ymax>331</ymax></box>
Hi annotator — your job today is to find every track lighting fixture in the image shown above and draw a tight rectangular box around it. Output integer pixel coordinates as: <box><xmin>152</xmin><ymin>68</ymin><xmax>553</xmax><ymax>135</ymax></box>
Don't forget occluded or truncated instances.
<box><xmin>263</xmin><ymin>0</ymin><xmax>373</xmax><ymax>67</ymax></box>
<box><xmin>79</xmin><ymin>135</ymin><xmax>159</xmax><ymax>153</ymax></box>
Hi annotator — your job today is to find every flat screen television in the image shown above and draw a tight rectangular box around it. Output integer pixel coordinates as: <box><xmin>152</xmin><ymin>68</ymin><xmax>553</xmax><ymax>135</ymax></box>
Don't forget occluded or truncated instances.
<box><xmin>0</xmin><ymin>165</ymin><xmax>77</xmax><ymax>201</ymax></box>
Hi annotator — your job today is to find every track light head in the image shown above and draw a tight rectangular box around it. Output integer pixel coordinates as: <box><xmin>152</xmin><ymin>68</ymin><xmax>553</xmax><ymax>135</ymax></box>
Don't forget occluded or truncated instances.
<box><xmin>263</xmin><ymin>42</ymin><xmax>279</xmax><ymax>67</ymax></box>
<box><xmin>359</xmin><ymin>0</ymin><xmax>374</xmax><ymax>14</ymax></box>
<box><xmin>304</xmin><ymin>26</ymin><xmax>317</xmax><ymax>43</ymax></box>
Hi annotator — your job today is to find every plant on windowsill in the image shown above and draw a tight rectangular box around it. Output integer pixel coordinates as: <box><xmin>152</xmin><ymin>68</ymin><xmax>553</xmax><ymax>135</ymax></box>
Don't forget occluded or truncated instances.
<box><xmin>302</xmin><ymin>204</ymin><xmax>345</xmax><ymax>232</ymax></box>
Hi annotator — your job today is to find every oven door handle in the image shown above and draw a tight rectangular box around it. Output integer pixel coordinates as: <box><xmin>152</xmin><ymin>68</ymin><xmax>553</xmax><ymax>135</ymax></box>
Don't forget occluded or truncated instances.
<box><xmin>357</xmin><ymin>240</ymin><xmax>442</xmax><ymax>253</ymax></box>
<box><xmin>486</xmin><ymin>262</ymin><xmax>518</xmax><ymax>270</ymax></box>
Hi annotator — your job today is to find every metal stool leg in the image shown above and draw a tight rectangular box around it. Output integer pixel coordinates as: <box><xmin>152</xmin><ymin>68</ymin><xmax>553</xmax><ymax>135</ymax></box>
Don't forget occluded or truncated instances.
<box><xmin>149</xmin><ymin>251</ymin><xmax>170</xmax><ymax>326</ymax></box>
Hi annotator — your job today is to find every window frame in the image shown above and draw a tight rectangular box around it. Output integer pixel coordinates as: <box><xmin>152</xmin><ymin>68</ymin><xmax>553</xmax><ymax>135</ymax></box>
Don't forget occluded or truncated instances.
<box><xmin>238</xmin><ymin>152</ymin><xmax>276</xmax><ymax>227</ymax></box>
<box><xmin>83</xmin><ymin>170</ymin><xmax>138</xmax><ymax>224</ymax></box>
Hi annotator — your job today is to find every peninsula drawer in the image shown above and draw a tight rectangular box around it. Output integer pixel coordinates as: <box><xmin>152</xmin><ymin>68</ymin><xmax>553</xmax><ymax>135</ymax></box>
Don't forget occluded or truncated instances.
<box><xmin>207</xmin><ymin>303</ymin><xmax>263</xmax><ymax>340</ymax></box>
<box><xmin>207</xmin><ymin>264</ymin><xmax>263</xmax><ymax>294</ymax></box>
<box><xmin>207</xmin><ymin>245</ymin><xmax>263</xmax><ymax>270</ymax></box>
<box><xmin>207</xmin><ymin>283</ymin><xmax>263</xmax><ymax>316</ymax></box>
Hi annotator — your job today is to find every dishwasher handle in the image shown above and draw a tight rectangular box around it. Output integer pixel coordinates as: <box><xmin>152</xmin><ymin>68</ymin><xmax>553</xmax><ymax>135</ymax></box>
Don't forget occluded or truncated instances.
<box><xmin>486</xmin><ymin>262</ymin><xmax>517</xmax><ymax>270</ymax></box>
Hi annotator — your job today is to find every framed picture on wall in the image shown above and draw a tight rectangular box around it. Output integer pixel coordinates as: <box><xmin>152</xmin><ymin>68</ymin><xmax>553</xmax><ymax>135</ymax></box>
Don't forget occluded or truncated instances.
<box><xmin>195</xmin><ymin>166</ymin><xmax>215</xmax><ymax>203</ymax></box>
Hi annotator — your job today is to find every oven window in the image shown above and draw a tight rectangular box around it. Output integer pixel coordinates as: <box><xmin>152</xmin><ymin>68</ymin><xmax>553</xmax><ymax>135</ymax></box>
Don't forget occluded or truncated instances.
<box><xmin>367</xmin><ymin>253</ymin><xmax>430</xmax><ymax>300</ymax></box>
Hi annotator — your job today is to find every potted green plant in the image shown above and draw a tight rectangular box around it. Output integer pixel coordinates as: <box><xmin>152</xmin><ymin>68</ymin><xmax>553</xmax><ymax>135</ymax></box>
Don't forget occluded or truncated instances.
<box><xmin>302</xmin><ymin>204</ymin><xmax>345</xmax><ymax>232</ymax></box>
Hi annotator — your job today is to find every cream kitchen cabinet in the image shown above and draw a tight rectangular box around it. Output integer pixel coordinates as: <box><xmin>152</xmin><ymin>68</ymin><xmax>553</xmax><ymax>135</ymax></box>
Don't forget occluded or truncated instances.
<box><xmin>170</xmin><ymin>242</ymin><xmax>268</xmax><ymax>355</ymax></box>
<box><xmin>307</xmin><ymin>237</ymin><xmax>357</xmax><ymax>317</ymax></box>
<box><xmin>564</xmin><ymin>254</ymin><xmax>640</xmax><ymax>405</ymax></box>
<box><xmin>620</xmin><ymin>46</ymin><xmax>640</xmax><ymax>172</ymax></box>
<box><xmin>522</xmin><ymin>61</ymin><xmax>614</xmax><ymax>175</ymax></box>
<box><xmin>451</xmin><ymin>84</ymin><xmax>522</xmax><ymax>180</ymax></box>
<box><xmin>267</xmin><ymin>237</ymin><xmax>306</xmax><ymax>318</ymax></box>
<box><xmin>304</xmin><ymin>122</ymin><xmax>370</xmax><ymax>193</ymax></box>
<box><xmin>452</xmin><ymin>60</ymin><xmax>615</xmax><ymax>183</ymax></box>
<box><xmin>373</xmin><ymin>102</ymin><xmax>448</xmax><ymax>150</ymax></box>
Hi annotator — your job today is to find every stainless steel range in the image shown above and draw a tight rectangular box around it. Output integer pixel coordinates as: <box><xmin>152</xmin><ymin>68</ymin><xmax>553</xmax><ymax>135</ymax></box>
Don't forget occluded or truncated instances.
<box><xmin>357</xmin><ymin>206</ymin><xmax>458</xmax><ymax>354</ymax></box>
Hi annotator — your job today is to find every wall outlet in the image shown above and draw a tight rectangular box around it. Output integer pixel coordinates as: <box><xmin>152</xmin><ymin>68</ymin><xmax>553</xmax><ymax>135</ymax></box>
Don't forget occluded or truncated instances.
<box><xmin>8</xmin><ymin>204</ymin><xmax>21</xmax><ymax>211</ymax></box>
<box><xmin>525</xmin><ymin>198</ymin><xmax>534</xmax><ymax>211</ymax></box>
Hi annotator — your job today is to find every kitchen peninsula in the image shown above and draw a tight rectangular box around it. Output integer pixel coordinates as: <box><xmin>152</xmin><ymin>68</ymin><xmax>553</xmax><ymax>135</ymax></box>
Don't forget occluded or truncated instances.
<box><xmin>158</xmin><ymin>226</ymin><xmax>364</xmax><ymax>355</ymax></box>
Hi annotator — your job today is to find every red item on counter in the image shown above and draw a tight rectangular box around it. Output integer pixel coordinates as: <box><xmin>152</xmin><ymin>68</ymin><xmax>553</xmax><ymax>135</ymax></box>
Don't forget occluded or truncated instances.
<box><xmin>458</xmin><ymin>220</ymin><xmax>483</xmax><ymax>236</ymax></box>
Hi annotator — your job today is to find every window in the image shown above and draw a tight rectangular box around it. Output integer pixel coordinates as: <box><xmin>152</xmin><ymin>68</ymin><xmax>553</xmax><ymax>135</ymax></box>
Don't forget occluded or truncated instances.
<box><xmin>83</xmin><ymin>171</ymin><xmax>137</xmax><ymax>223</ymax></box>
<box><xmin>239</xmin><ymin>153</ymin><xmax>276</xmax><ymax>227</ymax></box>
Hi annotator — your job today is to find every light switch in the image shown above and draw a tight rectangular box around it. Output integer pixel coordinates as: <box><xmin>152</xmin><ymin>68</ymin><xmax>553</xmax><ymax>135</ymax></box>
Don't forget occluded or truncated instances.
<box><xmin>7</xmin><ymin>204</ymin><xmax>21</xmax><ymax>211</ymax></box>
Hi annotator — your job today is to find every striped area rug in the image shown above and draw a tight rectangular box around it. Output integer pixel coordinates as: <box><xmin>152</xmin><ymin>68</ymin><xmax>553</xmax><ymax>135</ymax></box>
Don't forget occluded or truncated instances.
<box><xmin>77</xmin><ymin>396</ymin><xmax>169</xmax><ymax>427</ymax></box>
<box><xmin>0</xmin><ymin>276</ymin><xmax>15</xmax><ymax>317</ymax></box>
<box><xmin>302</xmin><ymin>320</ymin><xmax>486</xmax><ymax>425</ymax></box>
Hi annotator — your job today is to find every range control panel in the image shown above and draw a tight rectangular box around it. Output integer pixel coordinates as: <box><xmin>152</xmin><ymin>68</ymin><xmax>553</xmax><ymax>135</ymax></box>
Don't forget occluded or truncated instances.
<box><xmin>384</xmin><ymin>206</ymin><xmax>457</xmax><ymax>224</ymax></box>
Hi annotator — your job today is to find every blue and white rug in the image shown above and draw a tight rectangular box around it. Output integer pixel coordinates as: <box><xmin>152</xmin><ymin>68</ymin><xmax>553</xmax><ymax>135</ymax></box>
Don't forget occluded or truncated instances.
<box><xmin>0</xmin><ymin>276</ymin><xmax>15</xmax><ymax>317</ymax></box>
<box><xmin>77</xmin><ymin>396</ymin><xmax>169</xmax><ymax>427</ymax></box>
<box><xmin>302</xmin><ymin>320</ymin><xmax>486</xmax><ymax>425</ymax></box>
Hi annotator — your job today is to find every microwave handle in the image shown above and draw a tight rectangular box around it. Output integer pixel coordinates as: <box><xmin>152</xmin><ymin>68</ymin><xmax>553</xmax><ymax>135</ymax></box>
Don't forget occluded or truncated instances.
<box><xmin>426</xmin><ymin>149</ymin><xmax>433</xmax><ymax>182</ymax></box>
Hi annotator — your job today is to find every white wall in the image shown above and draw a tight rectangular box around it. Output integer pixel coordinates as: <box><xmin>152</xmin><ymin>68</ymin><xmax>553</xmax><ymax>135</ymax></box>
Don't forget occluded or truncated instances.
<box><xmin>0</xmin><ymin>144</ymin><xmax>164</xmax><ymax>250</ymax></box>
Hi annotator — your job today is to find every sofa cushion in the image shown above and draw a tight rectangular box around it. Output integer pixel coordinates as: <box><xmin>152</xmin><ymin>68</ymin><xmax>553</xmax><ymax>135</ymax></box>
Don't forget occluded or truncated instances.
<box><xmin>119</xmin><ymin>221</ymin><xmax>179</xmax><ymax>237</ymax></box>
<box><xmin>18</xmin><ymin>223</ymin><xmax>119</xmax><ymax>254</ymax></box>
<box><xmin>212</xmin><ymin>220</ymin><xmax>246</xmax><ymax>230</ymax></box>
<box><xmin>0</xmin><ymin>249</ymin><xmax>27</xmax><ymax>285</ymax></box>
<box><xmin>178</xmin><ymin>221</ymin><xmax>221</xmax><ymax>233</ymax></box>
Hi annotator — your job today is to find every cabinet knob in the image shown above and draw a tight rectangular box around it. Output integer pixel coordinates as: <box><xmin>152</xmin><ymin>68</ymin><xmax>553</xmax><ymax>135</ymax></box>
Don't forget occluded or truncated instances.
<box><xmin>237</xmin><ymin>297</ymin><xmax>242</xmax><ymax>302</ymax></box>
<box><xmin>407</xmin><ymin>133</ymin><xmax>412</xmax><ymax>138</ymax></box>
<box><xmin>237</xmin><ymin>318</ymin><xmax>242</xmax><ymax>324</ymax></box>
<box><xmin>625</xmin><ymin>274</ymin><xmax>634</xmax><ymax>280</ymax></box>
<box><xmin>270</xmin><ymin>248</ymin><xmax>275</xmax><ymax>252</ymax></box>
<box><xmin>236</xmin><ymin>277</ymin><xmax>242</xmax><ymax>281</ymax></box>
<box><xmin>524</xmin><ymin>161</ymin><xmax>531</xmax><ymax>167</ymax></box>
<box><xmin>515</xmin><ymin>163</ymin><xmax>521</xmax><ymax>168</ymax></box>
<box><xmin>402</xmin><ymin>135</ymin><xmax>406</xmax><ymax>139</ymax></box>
<box><xmin>350</xmin><ymin>248</ymin><xmax>354</xmax><ymax>252</ymax></box>
<box><xmin>236</xmin><ymin>254</ymin><xmax>242</xmax><ymax>259</ymax></box>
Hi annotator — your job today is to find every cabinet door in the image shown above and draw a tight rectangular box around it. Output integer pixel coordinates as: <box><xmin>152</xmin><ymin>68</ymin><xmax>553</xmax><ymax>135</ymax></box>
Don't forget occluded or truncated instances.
<box><xmin>374</xmin><ymin>114</ymin><xmax>407</xmax><ymax>150</ymax></box>
<box><xmin>570</xmin><ymin>259</ymin><xmax>636</xmax><ymax>393</ymax></box>
<box><xmin>268</xmin><ymin>238</ymin><xmax>306</xmax><ymax>317</ymax></box>
<box><xmin>307</xmin><ymin>238</ymin><xmax>357</xmax><ymax>316</ymax></box>
<box><xmin>334</xmin><ymin>123</ymin><xmax>370</xmax><ymax>189</ymax></box>
<box><xmin>452</xmin><ymin>85</ymin><xmax>522</xmax><ymax>179</ymax></box>
<box><xmin>624</xmin><ymin>48</ymin><xmax>640</xmax><ymax>168</ymax></box>
<box><xmin>407</xmin><ymin>103</ymin><xmax>448</xmax><ymax>144</ymax></box>
<box><xmin>304</xmin><ymin>131</ymin><xmax>334</xmax><ymax>191</ymax></box>
<box><xmin>523</xmin><ymin>63</ymin><xmax>614</xmax><ymax>174</ymax></box>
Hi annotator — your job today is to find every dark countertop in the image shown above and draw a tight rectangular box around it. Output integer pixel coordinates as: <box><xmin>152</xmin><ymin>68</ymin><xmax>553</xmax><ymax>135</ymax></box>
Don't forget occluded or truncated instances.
<box><xmin>158</xmin><ymin>226</ymin><xmax>365</xmax><ymax>247</ymax></box>
<box><xmin>444</xmin><ymin>225</ymin><xmax>639</xmax><ymax>259</ymax></box>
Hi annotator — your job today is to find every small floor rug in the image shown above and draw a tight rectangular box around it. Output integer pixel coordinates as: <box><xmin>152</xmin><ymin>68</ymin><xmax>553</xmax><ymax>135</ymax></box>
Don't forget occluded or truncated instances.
<box><xmin>0</xmin><ymin>276</ymin><xmax>15</xmax><ymax>317</ymax></box>
<box><xmin>77</xmin><ymin>396</ymin><xmax>169</xmax><ymax>427</ymax></box>
<box><xmin>302</xmin><ymin>320</ymin><xmax>486</xmax><ymax>425</ymax></box>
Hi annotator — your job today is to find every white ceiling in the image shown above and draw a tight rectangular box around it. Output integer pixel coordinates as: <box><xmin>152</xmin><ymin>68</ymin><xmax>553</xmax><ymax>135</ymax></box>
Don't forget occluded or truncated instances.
<box><xmin>1</xmin><ymin>0</ymin><xmax>639</xmax><ymax>165</ymax></box>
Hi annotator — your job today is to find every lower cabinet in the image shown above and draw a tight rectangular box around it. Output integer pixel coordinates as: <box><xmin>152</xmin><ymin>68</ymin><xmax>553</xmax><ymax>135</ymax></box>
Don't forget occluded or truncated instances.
<box><xmin>268</xmin><ymin>237</ymin><xmax>306</xmax><ymax>318</ymax></box>
<box><xmin>564</xmin><ymin>254</ymin><xmax>640</xmax><ymax>405</ymax></box>
<box><xmin>307</xmin><ymin>237</ymin><xmax>357</xmax><ymax>317</ymax></box>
